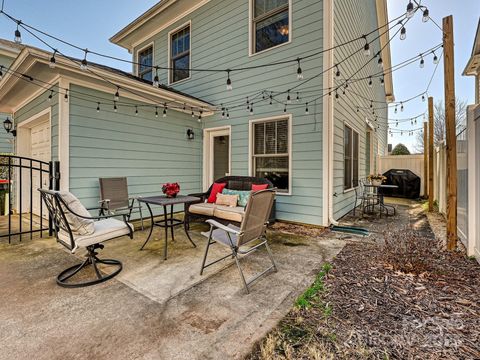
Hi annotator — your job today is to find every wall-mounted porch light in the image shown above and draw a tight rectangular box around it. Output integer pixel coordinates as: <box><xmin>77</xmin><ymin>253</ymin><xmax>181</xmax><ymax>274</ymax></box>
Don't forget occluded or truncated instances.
<box><xmin>186</xmin><ymin>128</ymin><xmax>195</xmax><ymax>140</ymax></box>
<box><xmin>3</xmin><ymin>117</ymin><xmax>16</xmax><ymax>137</ymax></box>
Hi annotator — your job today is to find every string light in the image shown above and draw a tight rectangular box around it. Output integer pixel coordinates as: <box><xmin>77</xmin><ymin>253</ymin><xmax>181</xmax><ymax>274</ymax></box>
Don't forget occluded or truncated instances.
<box><xmin>135</xmin><ymin>106</ymin><xmax>138</xmax><ymax>115</ymax></box>
<box><xmin>363</xmin><ymin>35</ymin><xmax>371</xmax><ymax>57</ymax></box>
<box><xmin>406</xmin><ymin>1</ymin><xmax>414</xmax><ymax>18</ymax></box>
<box><xmin>269</xmin><ymin>95</ymin><xmax>273</xmax><ymax>105</ymax></box>
<box><xmin>287</xmin><ymin>90</ymin><xmax>291</xmax><ymax>104</ymax></box>
<box><xmin>296</xmin><ymin>92</ymin><xmax>300</xmax><ymax>102</ymax></box>
<box><xmin>226</xmin><ymin>109</ymin><xmax>230</xmax><ymax>119</ymax></box>
<box><xmin>221</xmin><ymin>107</ymin><xmax>225</xmax><ymax>118</ymax></box>
<box><xmin>368</xmin><ymin>76</ymin><xmax>373</xmax><ymax>87</ymax></box>
<box><xmin>394</xmin><ymin>105</ymin><xmax>398</xmax><ymax>114</ymax></box>
<box><xmin>153</xmin><ymin>67</ymin><xmax>160</xmax><ymax>87</ymax></box>
<box><xmin>163</xmin><ymin>104</ymin><xmax>167</xmax><ymax>117</ymax></box>
<box><xmin>305</xmin><ymin>102</ymin><xmax>309</xmax><ymax>115</ymax></box>
<box><xmin>422</xmin><ymin>94</ymin><xmax>426</xmax><ymax>102</ymax></box>
<box><xmin>250</xmin><ymin>103</ymin><xmax>254</xmax><ymax>115</ymax></box>
<box><xmin>47</xmin><ymin>90</ymin><xmax>53</xmax><ymax>102</ymax></box>
<box><xmin>80</xmin><ymin>49</ymin><xmax>88</xmax><ymax>71</ymax></box>
<box><xmin>191</xmin><ymin>110</ymin><xmax>195</xmax><ymax>118</ymax></box>
<box><xmin>335</xmin><ymin>65</ymin><xmax>341</xmax><ymax>77</ymax></box>
<box><xmin>14</xmin><ymin>21</ymin><xmax>22</xmax><ymax>44</ymax></box>
<box><xmin>400</xmin><ymin>101</ymin><xmax>404</xmax><ymax>112</ymax></box>
<box><xmin>432</xmin><ymin>51</ymin><xmax>439</xmax><ymax>64</ymax></box>
<box><xmin>226</xmin><ymin>70</ymin><xmax>232</xmax><ymax>91</ymax></box>
<box><xmin>422</xmin><ymin>8</ymin><xmax>430</xmax><ymax>22</ymax></box>
<box><xmin>400</xmin><ymin>26</ymin><xmax>407</xmax><ymax>40</ymax></box>
<box><xmin>113</xmin><ymin>101</ymin><xmax>117</xmax><ymax>112</ymax></box>
<box><xmin>335</xmin><ymin>89</ymin><xmax>339</xmax><ymax>100</ymax></box>
<box><xmin>380</xmin><ymin>76</ymin><xmax>384</xmax><ymax>84</ymax></box>
<box><xmin>284</xmin><ymin>104</ymin><xmax>287</xmax><ymax>113</ymax></box>
<box><xmin>114</xmin><ymin>87</ymin><xmax>120</xmax><ymax>101</ymax></box>
<box><xmin>296</xmin><ymin>58</ymin><xmax>303</xmax><ymax>80</ymax></box>
<box><xmin>155</xmin><ymin>106</ymin><xmax>158</xmax><ymax>118</ymax></box>
<box><xmin>377</xmin><ymin>54</ymin><xmax>383</xmax><ymax>68</ymax></box>
<box><xmin>419</xmin><ymin>55</ymin><xmax>424</xmax><ymax>68</ymax></box>
<box><xmin>49</xmin><ymin>50</ymin><xmax>57</xmax><ymax>69</ymax></box>
<box><xmin>96</xmin><ymin>102</ymin><xmax>100</xmax><ymax>112</ymax></box>
<box><xmin>64</xmin><ymin>89</ymin><xmax>68</xmax><ymax>102</ymax></box>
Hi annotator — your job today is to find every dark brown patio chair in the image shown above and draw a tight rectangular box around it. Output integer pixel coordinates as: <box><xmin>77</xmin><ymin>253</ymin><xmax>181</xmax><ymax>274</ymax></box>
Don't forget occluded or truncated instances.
<box><xmin>199</xmin><ymin>189</ymin><xmax>277</xmax><ymax>294</ymax></box>
<box><xmin>39</xmin><ymin>189</ymin><xmax>134</xmax><ymax>288</ymax></box>
<box><xmin>99</xmin><ymin>177</ymin><xmax>144</xmax><ymax>230</ymax></box>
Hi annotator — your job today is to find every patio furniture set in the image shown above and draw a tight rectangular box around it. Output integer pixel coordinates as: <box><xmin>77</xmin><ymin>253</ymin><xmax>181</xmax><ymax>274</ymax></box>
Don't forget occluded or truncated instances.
<box><xmin>353</xmin><ymin>178</ymin><xmax>398</xmax><ymax>217</ymax></box>
<box><xmin>38</xmin><ymin>176</ymin><xmax>277</xmax><ymax>294</ymax></box>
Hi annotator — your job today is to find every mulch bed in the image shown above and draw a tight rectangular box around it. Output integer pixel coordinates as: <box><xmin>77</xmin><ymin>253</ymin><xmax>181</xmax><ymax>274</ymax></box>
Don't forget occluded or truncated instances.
<box><xmin>249</xmin><ymin>234</ymin><xmax>480</xmax><ymax>359</ymax></box>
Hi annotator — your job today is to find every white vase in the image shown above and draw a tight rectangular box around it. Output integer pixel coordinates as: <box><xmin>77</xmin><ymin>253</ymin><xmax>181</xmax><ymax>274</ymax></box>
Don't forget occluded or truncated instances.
<box><xmin>372</xmin><ymin>179</ymin><xmax>382</xmax><ymax>186</ymax></box>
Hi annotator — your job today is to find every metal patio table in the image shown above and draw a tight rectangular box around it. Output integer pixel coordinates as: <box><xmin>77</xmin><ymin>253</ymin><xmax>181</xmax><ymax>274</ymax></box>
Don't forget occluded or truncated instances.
<box><xmin>363</xmin><ymin>184</ymin><xmax>398</xmax><ymax>217</ymax></box>
<box><xmin>138</xmin><ymin>195</ymin><xmax>200</xmax><ymax>259</ymax></box>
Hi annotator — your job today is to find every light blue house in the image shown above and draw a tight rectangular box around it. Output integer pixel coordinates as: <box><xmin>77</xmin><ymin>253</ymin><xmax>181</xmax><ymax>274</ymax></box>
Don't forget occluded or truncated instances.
<box><xmin>0</xmin><ymin>0</ymin><xmax>394</xmax><ymax>226</ymax></box>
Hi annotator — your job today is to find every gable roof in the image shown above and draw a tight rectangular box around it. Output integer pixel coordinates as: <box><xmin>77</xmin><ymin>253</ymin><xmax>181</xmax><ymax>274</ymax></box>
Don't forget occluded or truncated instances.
<box><xmin>463</xmin><ymin>18</ymin><xmax>480</xmax><ymax>76</ymax></box>
<box><xmin>0</xmin><ymin>38</ymin><xmax>25</xmax><ymax>59</ymax></box>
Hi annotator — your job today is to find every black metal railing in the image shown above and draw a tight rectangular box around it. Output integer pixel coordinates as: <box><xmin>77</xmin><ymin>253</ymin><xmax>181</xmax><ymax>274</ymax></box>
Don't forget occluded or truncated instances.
<box><xmin>0</xmin><ymin>155</ymin><xmax>60</xmax><ymax>243</ymax></box>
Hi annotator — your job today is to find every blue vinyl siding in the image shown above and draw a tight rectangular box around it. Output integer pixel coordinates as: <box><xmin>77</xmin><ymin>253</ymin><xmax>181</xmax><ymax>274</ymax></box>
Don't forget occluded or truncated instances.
<box><xmin>68</xmin><ymin>84</ymin><xmax>203</xmax><ymax>210</ymax></box>
<box><xmin>332</xmin><ymin>0</ymin><xmax>388</xmax><ymax>219</ymax></box>
<box><xmin>134</xmin><ymin>0</ymin><xmax>325</xmax><ymax>225</ymax></box>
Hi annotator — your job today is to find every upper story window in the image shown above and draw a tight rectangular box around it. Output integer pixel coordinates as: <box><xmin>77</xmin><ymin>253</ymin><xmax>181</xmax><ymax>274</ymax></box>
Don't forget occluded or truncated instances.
<box><xmin>252</xmin><ymin>0</ymin><xmax>290</xmax><ymax>54</ymax></box>
<box><xmin>251</xmin><ymin>117</ymin><xmax>290</xmax><ymax>193</ymax></box>
<box><xmin>137</xmin><ymin>45</ymin><xmax>153</xmax><ymax>81</ymax></box>
<box><xmin>344</xmin><ymin>124</ymin><xmax>359</xmax><ymax>190</ymax></box>
<box><xmin>170</xmin><ymin>24</ymin><xmax>191</xmax><ymax>84</ymax></box>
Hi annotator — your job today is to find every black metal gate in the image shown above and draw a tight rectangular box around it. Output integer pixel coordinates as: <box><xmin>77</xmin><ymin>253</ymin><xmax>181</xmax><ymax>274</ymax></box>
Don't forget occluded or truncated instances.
<box><xmin>0</xmin><ymin>155</ymin><xmax>60</xmax><ymax>243</ymax></box>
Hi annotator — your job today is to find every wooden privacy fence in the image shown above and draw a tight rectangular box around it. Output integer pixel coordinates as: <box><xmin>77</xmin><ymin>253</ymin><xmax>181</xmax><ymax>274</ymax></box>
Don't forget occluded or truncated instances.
<box><xmin>378</xmin><ymin>154</ymin><xmax>426</xmax><ymax>197</ymax></box>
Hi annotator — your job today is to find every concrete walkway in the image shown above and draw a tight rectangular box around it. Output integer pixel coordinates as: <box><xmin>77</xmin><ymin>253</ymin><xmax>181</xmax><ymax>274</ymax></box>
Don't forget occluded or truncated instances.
<box><xmin>0</xmin><ymin>220</ymin><xmax>344</xmax><ymax>360</ymax></box>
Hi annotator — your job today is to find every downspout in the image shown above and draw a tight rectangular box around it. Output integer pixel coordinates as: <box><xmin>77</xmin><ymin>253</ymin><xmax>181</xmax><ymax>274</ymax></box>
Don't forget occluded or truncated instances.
<box><xmin>322</xmin><ymin>0</ymin><xmax>338</xmax><ymax>226</ymax></box>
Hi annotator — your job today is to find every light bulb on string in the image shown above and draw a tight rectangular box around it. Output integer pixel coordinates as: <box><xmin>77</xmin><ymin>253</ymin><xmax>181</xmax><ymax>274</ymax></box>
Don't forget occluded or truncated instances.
<box><xmin>419</xmin><ymin>55</ymin><xmax>424</xmax><ymax>68</ymax></box>
<box><xmin>368</xmin><ymin>76</ymin><xmax>373</xmax><ymax>88</ymax></box>
<box><xmin>400</xmin><ymin>26</ymin><xmax>407</xmax><ymax>41</ymax></box>
<box><xmin>422</xmin><ymin>94</ymin><xmax>426</xmax><ymax>102</ymax></box>
<box><xmin>335</xmin><ymin>90</ymin><xmax>339</xmax><ymax>100</ymax></box>
<box><xmin>287</xmin><ymin>90</ymin><xmax>291</xmax><ymax>104</ymax></box>
<box><xmin>96</xmin><ymin>102</ymin><xmax>100</xmax><ymax>112</ymax></box>
<box><xmin>113</xmin><ymin>101</ymin><xmax>117</xmax><ymax>112</ymax></box>
<box><xmin>269</xmin><ymin>95</ymin><xmax>273</xmax><ymax>105</ymax></box>
<box><xmin>284</xmin><ymin>104</ymin><xmax>287</xmax><ymax>113</ymax></box>
<box><xmin>394</xmin><ymin>105</ymin><xmax>398</xmax><ymax>114</ymax></box>
<box><xmin>191</xmin><ymin>110</ymin><xmax>195</xmax><ymax>118</ymax></box>
<box><xmin>370</xmin><ymin>100</ymin><xmax>373</xmax><ymax>108</ymax></box>
<box><xmin>377</xmin><ymin>55</ymin><xmax>383</xmax><ymax>68</ymax></box>
<box><xmin>226</xmin><ymin>109</ymin><xmax>230</xmax><ymax>119</ymax></box>
<box><xmin>135</xmin><ymin>106</ymin><xmax>138</xmax><ymax>116</ymax></box>
<box><xmin>221</xmin><ymin>108</ymin><xmax>225</xmax><ymax>119</ymax></box>
<box><xmin>335</xmin><ymin>65</ymin><xmax>341</xmax><ymax>78</ymax></box>
<box><xmin>163</xmin><ymin>104</ymin><xmax>167</xmax><ymax>117</ymax></box>
<box><xmin>363</xmin><ymin>35</ymin><xmax>371</xmax><ymax>57</ymax></box>
<box><xmin>380</xmin><ymin>76</ymin><xmax>384</xmax><ymax>84</ymax></box>
<box><xmin>155</xmin><ymin>106</ymin><xmax>158</xmax><ymax>118</ymax></box>
<box><xmin>64</xmin><ymin>90</ymin><xmax>68</xmax><ymax>102</ymax></box>
<box><xmin>296</xmin><ymin>58</ymin><xmax>303</xmax><ymax>80</ymax></box>
<box><xmin>422</xmin><ymin>8</ymin><xmax>429</xmax><ymax>22</ymax></box>
<box><xmin>400</xmin><ymin>102</ymin><xmax>404</xmax><ymax>112</ymax></box>
<box><xmin>114</xmin><ymin>87</ymin><xmax>120</xmax><ymax>101</ymax></box>
<box><xmin>153</xmin><ymin>67</ymin><xmax>160</xmax><ymax>87</ymax></box>
<box><xmin>406</xmin><ymin>1</ymin><xmax>414</xmax><ymax>18</ymax></box>
<box><xmin>250</xmin><ymin>103</ymin><xmax>254</xmax><ymax>115</ymax></box>
<box><xmin>433</xmin><ymin>51</ymin><xmax>439</xmax><ymax>64</ymax></box>
<box><xmin>305</xmin><ymin>102</ymin><xmax>309</xmax><ymax>115</ymax></box>
<box><xmin>48</xmin><ymin>90</ymin><xmax>53</xmax><ymax>102</ymax></box>
<box><xmin>296</xmin><ymin>92</ymin><xmax>300</xmax><ymax>102</ymax></box>
<box><xmin>49</xmin><ymin>50</ymin><xmax>57</xmax><ymax>69</ymax></box>
<box><xmin>226</xmin><ymin>70</ymin><xmax>232</xmax><ymax>91</ymax></box>
<box><xmin>14</xmin><ymin>22</ymin><xmax>22</xmax><ymax>44</ymax></box>
<box><xmin>80</xmin><ymin>49</ymin><xmax>88</xmax><ymax>71</ymax></box>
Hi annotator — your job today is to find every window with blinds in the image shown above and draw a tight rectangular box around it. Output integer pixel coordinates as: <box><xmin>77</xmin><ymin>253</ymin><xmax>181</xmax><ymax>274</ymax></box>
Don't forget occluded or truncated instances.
<box><xmin>252</xmin><ymin>118</ymin><xmax>289</xmax><ymax>192</ymax></box>
<box><xmin>344</xmin><ymin>124</ymin><xmax>359</xmax><ymax>190</ymax></box>
<box><xmin>252</xmin><ymin>0</ymin><xmax>290</xmax><ymax>54</ymax></box>
<box><xmin>137</xmin><ymin>46</ymin><xmax>153</xmax><ymax>81</ymax></box>
<box><xmin>170</xmin><ymin>25</ymin><xmax>190</xmax><ymax>84</ymax></box>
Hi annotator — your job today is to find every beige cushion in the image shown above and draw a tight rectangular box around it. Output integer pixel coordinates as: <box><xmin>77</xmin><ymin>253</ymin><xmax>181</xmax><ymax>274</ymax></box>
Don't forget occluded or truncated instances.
<box><xmin>58</xmin><ymin>191</ymin><xmax>95</xmax><ymax>235</ymax></box>
<box><xmin>189</xmin><ymin>203</ymin><xmax>216</xmax><ymax>216</ymax></box>
<box><xmin>214</xmin><ymin>206</ymin><xmax>245</xmax><ymax>223</ymax></box>
<box><xmin>58</xmin><ymin>218</ymin><xmax>132</xmax><ymax>249</ymax></box>
<box><xmin>215</xmin><ymin>193</ymin><xmax>238</xmax><ymax>207</ymax></box>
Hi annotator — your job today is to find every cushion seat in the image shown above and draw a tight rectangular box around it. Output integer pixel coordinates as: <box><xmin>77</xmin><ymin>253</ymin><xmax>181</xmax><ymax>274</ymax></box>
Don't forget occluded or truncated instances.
<box><xmin>213</xmin><ymin>206</ymin><xmax>245</xmax><ymax>222</ymax></box>
<box><xmin>59</xmin><ymin>218</ymin><xmax>133</xmax><ymax>249</ymax></box>
<box><xmin>189</xmin><ymin>203</ymin><xmax>216</xmax><ymax>216</ymax></box>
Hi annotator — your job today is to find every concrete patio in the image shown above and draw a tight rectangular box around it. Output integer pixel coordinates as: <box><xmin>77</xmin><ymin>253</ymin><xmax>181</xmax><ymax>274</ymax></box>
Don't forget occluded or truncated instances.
<box><xmin>0</xmin><ymin>218</ymin><xmax>345</xmax><ymax>360</ymax></box>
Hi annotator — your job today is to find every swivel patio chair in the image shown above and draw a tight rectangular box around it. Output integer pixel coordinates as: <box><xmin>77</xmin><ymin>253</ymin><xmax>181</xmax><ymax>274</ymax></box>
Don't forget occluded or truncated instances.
<box><xmin>39</xmin><ymin>189</ymin><xmax>134</xmax><ymax>288</ymax></box>
<box><xmin>353</xmin><ymin>179</ymin><xmax>377</xmax><ymax>216</ymax></box>
<box><xmin>99</xmin><ymin>177</ymin><xmax>144</xmax><ymax>230</ymax></box>
<box><xmin>199</xmin><ymin>189</ymin><xmax>277</xmax><ymax>294</ymax></box>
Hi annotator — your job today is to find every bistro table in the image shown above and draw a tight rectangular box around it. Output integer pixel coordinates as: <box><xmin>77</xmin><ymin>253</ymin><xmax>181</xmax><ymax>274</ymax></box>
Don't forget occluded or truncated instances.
<box><xmin>138</xmin><ymin>195</ymin><xmax>200</xmax><ymax>259</ymax></box>
<box><xmin>363</xmin><ymin>184</ymin><xmax>398</xmax><ymax>217</ymax></box>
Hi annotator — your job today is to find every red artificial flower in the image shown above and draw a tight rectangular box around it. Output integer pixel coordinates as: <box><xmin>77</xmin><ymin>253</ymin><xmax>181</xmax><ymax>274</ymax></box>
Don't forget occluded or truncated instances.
<box><xmin>162</xmin><ymin>182</ymin><xmax>180</xmax><ymax>197</ymax></box>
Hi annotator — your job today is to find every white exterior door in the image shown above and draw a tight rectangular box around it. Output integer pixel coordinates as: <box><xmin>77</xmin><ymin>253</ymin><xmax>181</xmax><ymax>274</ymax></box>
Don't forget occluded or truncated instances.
<box><xmin>30</xmin><ymin>120</ymin><xmax>51</xmax><ymax>215</ymax></box>
<box><xmin>203</xmin><ymin>127</ymin><xmax>231</xmax><ymax>190</ymax></box>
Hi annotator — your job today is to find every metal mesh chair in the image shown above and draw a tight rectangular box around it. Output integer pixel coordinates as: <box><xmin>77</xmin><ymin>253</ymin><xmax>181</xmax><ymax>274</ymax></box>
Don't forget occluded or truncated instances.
<box><xmin>99</xmin><ymin>177</ymin><xmax>144</xmax><ymax>230</ymax></box>
<box><xmin>39</xmin><ymin>189</ymin><xmax>134</xmax><ymax>288</ymax></box>
<box><xmin>199</xmin><ymin>189</ymin><xmax>277</xmax><ymax>294</ymax></box>
<box><xmin>353</xmin><ymin>179</ymin><xmax>377</xmax><ymax>216</ymax></box>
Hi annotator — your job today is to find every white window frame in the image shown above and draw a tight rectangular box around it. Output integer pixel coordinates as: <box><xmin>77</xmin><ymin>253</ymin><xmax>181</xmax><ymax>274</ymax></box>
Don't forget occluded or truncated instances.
<box><xmin>248</xmin><ymin>0</ymin><xmax>293</xmax><ymax>57</ymax></box>
<box><xmin>135</xmin><ymin>42</ymin><xmax>154</xmax><ymax>81</ymax></box>
<box><xmin>343</xmin><ymin>123</ymin><xmax>359</xmax><ymax>192</ymax></box>
<box><xmin>248</xmin><ymin>114</ymin><xmax>292</xmax><ymax>195</ymax></box>
<box><xmin>168</xmin><ymin>20</ymin><xmax>192</xmax><ymax>85</ymax></box>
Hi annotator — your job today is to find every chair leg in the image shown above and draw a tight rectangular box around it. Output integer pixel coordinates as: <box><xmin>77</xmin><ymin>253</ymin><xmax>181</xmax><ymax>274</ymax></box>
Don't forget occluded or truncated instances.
<box><xmin>353</xmin><ymin>197</ymin><xmax>357</xmax><ymax>216</ymax></box>
<box><xmin>233</xmin><ymin>252</ymin><xmax>250</xmax><ymax>294</ymax></box>
<box><xmin>138</xmin><ymin>202</ymin><xmax>144</xmax><ymax>230</ymax></box>
<box><xmin>264</xmin><ymin>242</ymin><xmax>277</xmax><ymax>272</ymax></box>
<box><xmin>200</xmin><ymin>228</ymin><xmax>214</xmax><ymax>275</ymax></box>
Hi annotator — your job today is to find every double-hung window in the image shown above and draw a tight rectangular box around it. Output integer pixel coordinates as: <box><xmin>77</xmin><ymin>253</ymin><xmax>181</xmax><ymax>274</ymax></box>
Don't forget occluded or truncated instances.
<box><xmin>137</xmin><ymin>46</ymin><xmax>153</xmax><ymax>81</ymax></box>
<box><xmin>170</xmin><ymin>25</ymin><xmax>190</xmax><ymax>84</ymax></box>
<box><xmin>344</xmin><ymin>125</ymin><xmax>359</xmax><ymax>190</ymax></box>
<box><xmin>252</xmin><ymin>117</ymin><xmax>290</xmax><ymax>193</ymax></box>
<box><xmin>252</xmin><ymin>0</ymin><xmax>290</xmax><ymax>54</ymax></box>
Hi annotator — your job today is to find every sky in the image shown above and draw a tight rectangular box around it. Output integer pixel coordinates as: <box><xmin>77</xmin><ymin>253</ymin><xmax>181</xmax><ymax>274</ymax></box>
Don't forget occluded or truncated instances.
<box><xmin>0</xmin><ymin>0</ymin><xmax>478</xmax><ymax>153</ymax></box>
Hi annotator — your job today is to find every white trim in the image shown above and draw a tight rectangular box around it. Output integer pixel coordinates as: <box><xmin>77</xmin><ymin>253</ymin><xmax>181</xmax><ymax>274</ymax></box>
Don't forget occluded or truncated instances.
<box><xmin>467</xmin><ymin>105</ymin><xmax>477</xmax><ymax>256</ymax></box>
<box><xmin>58</xmin><ymin>78</ymin><xmax>70</xmax><ymax>191</ymax></box>
<box><xmin>322</xmin><ymin>0</ymin><xmax>334</xmax><ymax>226</ymax></box>
<box><xmin>248</xmin><ymin>114</ymin><xmax>292</xmax><ymax>196</ymax></box>
<box><xmin>202</xmin><ymin>125</ymin><xmax>231</xmax><ymax>191</ymax></box>
<box><xmin>167</xmin><ymin>20</ymin><xmax>192</xmax><ymax>86</ymax></box>
<box><xmin>248</xmin><ymin>0</ymin><xmax>292</xmax><ymax>57</ymax></box>
<box><xmin>11</xmin><ymin>75</ymin><xmax>61</xmax><ymax>114</ymax></box>
<box><xmin>134</xmin><ymin>41</ymin><xmax>154</xmax><ymax>79</ymax></box>
<box><xmin>125</xmin><ymin>0</ymin><xmax>211</xmax><ymax>51</ymax></box>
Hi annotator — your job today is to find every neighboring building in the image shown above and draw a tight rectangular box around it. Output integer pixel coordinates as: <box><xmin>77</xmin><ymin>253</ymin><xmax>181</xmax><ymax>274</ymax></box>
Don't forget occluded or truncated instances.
<box><xmin>0</xmin><ymin>0</ymin><xmax>393</xmax><ymax>226</ymax></box>
<box><xmin>462</xmin><ymin>18</ymin><xmax>480</xmax><ymax>260</ymax></box>
<box><xmin>0</xmin><ymin>39</ymin><xmax>23</xmax><ymax>153</ymax></box>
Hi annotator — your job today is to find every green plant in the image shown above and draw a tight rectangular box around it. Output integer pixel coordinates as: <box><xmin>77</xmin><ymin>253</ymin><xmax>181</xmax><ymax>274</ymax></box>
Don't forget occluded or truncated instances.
<box><xmin>391</xmin><ymin>143</ymin><xmax>411</xmax><ymax>155</ymax></box>
<box><xmin>295</xmin><ymin>263</ymin><xmax>331</xmax><ymax>310</ymax></box>
<box><xmin>0</xmin><ymin>153</ymin><xmax>13</xmax><ymax>179</ymax></box>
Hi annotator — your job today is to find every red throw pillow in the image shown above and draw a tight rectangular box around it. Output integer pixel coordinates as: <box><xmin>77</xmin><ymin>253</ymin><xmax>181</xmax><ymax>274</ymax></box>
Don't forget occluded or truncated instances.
<box><xmin>207</xmin><ymin>182</ymin><xmax>227</xmax><ymax>203</ymax></box>
<box><xmin>252</xmin><ymin>183</ymin><xmax>269</xmax><ymax>191</ymax></box>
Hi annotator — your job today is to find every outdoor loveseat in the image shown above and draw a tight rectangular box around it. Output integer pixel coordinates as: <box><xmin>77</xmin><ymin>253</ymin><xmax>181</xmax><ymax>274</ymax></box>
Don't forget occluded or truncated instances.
<box><xmin>186</xmin><ymin>176</ymin><xmax>276</xmax><ymax>226</ymax></box>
